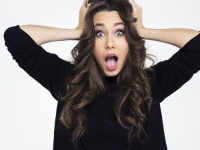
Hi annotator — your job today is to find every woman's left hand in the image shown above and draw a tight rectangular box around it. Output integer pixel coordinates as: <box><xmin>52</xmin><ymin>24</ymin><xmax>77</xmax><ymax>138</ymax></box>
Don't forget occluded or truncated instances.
<box><xmin>129</xmin><ymin>0</ymin><xmax>145</xmax><ymax>35</ymax></box>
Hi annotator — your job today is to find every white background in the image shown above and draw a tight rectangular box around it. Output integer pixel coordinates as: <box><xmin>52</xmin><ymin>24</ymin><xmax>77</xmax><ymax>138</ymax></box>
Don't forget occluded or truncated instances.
<box><xmin>0</xmin><ymin>0</ymin><xmax>200</xmax><ymax>149</ymax></box>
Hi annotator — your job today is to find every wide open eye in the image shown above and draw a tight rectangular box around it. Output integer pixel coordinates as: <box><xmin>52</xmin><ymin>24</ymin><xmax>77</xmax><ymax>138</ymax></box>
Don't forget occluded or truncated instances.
<box><xmin>96</xmin><ymin>31</ymin><xmax>105</xmax><ymax>38</ymax></box>
<box><xmin>116</xmin><ymin>30</ymin><xmax>124</xmax><ymax>36</ymax></box>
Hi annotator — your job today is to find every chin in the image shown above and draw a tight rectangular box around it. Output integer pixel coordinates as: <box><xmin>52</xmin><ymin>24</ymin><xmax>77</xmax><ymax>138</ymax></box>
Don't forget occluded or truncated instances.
<box><xmin>103</xmin><ymin>70</ymin><xmax>120</xmax><ymax>77</ymax></box>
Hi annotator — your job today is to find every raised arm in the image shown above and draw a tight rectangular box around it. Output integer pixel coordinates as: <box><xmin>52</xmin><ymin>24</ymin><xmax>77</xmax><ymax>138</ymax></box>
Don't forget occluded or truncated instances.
<box><xmin>4</xmin><ymin>0</ymin><xmax>91</xmax><ymax>99</ymax></box>
<box><xmin>128</xmin><ymin>0</ymin><xmax>200</xmax><ymax>103</ymax></box>
<box><xmin>129</xmin><ymin>0</ymin><xmax>199</xmax><ymax>48</ymax></box>
<box><xmin>19</xmin><ymin>26</ymin><xmax>82</xmax><ymax>45</ymax></box>
<box><xmin>19</xmin><ymin>0</ymin><xmax>89</xmax><ymax>45</ymax></box>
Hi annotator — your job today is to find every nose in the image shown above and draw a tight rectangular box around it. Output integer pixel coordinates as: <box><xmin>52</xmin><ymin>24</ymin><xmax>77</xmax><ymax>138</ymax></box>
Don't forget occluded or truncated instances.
<box><xmin>105</xmin><ymin>35</ymin><xmax>115</xmax><ymax>50</ymax></box>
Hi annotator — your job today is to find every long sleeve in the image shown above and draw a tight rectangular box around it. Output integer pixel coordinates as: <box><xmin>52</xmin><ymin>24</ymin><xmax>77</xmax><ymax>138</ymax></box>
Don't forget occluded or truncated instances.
<box><xmin>151</xmin><ymin>33</ymin><xmax>200</xmax><ymax>103</ymax></box>
<box><xmin>4</xmin><ymin>25</ymin><xmax>73</xmax><ymax>100</ymax></box>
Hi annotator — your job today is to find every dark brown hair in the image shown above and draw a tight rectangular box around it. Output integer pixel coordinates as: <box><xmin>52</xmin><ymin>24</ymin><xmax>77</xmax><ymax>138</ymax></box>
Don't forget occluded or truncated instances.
<box><xmin>60</xmin><ymin>0</ymin><xmax>153</xmax><ymax>147</ymax></box>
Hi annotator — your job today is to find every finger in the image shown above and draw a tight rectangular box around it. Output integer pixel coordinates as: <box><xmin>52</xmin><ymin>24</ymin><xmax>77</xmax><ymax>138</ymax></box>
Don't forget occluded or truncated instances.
<box><xmin>129</xmin><ymin>0</ymin><xmax>140</xmax><ymax>11</ymax></box>
<box><xmin>83</xmin><ymin>0</ymin><xmax>89</xmax><ymax>7</ymax></box>
<box><xmin>86</xmin><ymin>3</ymin><xmax>91</xmax><ymax>8</ymax></box>
<box><xmin>129</xmin><ymin>0</ymin><xmax>136</xmax><ymax>6</ymax></box>
<box><xmin>129</xmin><ymin>0</ymin><xmax>138</xmax><ymax>6</ymax></box>
<box><xmin>129</xmin><ymin>0</ymin><xmax>141</xmax><ymax>14</ymax></box>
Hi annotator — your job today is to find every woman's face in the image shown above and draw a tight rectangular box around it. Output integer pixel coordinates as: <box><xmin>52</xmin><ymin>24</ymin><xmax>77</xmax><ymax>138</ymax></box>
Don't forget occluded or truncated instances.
<box><xmin>93</xmin><ymin>11</ymin><xmax>129</xmax><ymax>77</ymax></box>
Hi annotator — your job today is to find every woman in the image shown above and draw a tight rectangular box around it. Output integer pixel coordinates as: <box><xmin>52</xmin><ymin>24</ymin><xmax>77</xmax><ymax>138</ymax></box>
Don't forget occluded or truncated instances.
<box><xmin>4</xmin><ymin>0</ymin><xmax>200</xmax><ymax>149</ymax></box>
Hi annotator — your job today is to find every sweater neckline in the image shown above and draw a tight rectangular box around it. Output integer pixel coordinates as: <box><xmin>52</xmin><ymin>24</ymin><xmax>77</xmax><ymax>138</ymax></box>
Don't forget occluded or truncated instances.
<box><xmin>103</xmin><ymin>76</ymin><xmax>118</xmax><ymax>87</ymax></box>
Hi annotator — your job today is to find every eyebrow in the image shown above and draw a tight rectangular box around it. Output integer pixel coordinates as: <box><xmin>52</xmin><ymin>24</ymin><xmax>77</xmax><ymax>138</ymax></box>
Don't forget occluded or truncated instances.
<box><xmin>94</xmin><ymin>22</ymin><xmax>125</xmax><ymax>27</ymax></box>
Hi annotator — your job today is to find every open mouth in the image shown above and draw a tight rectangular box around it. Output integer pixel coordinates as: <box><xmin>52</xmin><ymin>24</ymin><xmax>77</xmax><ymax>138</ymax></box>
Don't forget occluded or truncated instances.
<box><xmin>105</xmin><ymin>54</ymin><xmax>118</xmax><ymax>70</ymax></box>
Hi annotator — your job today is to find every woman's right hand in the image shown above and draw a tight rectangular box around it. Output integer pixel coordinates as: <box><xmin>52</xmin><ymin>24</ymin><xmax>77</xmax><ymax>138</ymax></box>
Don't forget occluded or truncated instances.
<box><xmin>76</xmin><ymin>0</ymin><xmax>91</xmax><ymax>30</ymax></box>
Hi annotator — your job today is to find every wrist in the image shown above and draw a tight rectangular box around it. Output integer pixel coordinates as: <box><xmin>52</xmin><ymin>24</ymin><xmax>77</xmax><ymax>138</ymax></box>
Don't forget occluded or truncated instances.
<box><xmin>136</xmin><ymin>26</ymin><xmax>146</xmax><ymax>38</ymax></box>
<box><xmin>76</xmin><ymin>25</ymin><xmax>83</xmax><ymax>30</ymax></box>
<box><xmin>62</xmin><ymin>28</ymin><xmax>83</xmax><ymax>40</ymax></box>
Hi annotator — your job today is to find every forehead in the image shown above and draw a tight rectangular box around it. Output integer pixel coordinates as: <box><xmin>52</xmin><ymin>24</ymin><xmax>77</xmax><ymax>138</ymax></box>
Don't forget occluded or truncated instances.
<box><xmin>93</xmin><ymin>11</ymin><xmax>123</xmax><ymax>25</ymax></box>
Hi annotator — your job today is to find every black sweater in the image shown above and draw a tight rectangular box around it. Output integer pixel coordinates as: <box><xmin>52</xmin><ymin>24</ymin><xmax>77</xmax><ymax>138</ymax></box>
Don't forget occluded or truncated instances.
<box><xmin>4</xmin><ymin>26</ymin><xmax>200</xmax><ymax>150</ymax></box>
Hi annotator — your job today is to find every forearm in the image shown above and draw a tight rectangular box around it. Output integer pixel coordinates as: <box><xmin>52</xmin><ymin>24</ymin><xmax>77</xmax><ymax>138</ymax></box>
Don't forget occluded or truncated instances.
<box><xmin>20</xmin><ymin>25</ymin><xmax>82</xmax><ymax>45</ymax></box>
<box><xmin>140</xmin><ymin>28</ymin><xmax>199</xmax><ymax>48</ymax></box>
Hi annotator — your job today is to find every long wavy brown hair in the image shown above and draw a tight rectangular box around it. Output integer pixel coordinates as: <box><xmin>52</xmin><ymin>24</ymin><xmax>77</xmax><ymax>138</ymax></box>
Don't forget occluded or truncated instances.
<box><xmin>60</xmin><ymin>0</ymin><xmax>153</xmax><ymax>147</ymax></box>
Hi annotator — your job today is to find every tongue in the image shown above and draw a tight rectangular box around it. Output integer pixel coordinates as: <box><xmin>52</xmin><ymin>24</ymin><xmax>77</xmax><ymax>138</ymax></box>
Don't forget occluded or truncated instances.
<box><xmin>106</xmin><ymin>57</ymin><xmax>117</xmax><ymax>70</ymax></box>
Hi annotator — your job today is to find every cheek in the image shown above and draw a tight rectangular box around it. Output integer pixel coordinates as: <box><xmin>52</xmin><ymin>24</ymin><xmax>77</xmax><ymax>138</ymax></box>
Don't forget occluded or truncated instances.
<box><xmin>122</xmin><ymin>49</ymin><xmax>129</xmax><ymax>65</ymax></box>
<box><xmin>93</xmin><ymin>47</ymin><xmax>102</xmax><ymax>64</ymax></box>
<box><xmin>93</xmin><ymin>51</ymin><xmax>99</xmax><ymax>63</ymax></box>
<box><xmin>93</xmin><ymin>40</ymin><xmax>104</xmax><ymax>61</ymax></box>
<box><xmin>119</xmin><ymin>41</ymin><xmax>129</xmax><ymax>58</ymax></box>
<box><xmin>94</xmin><ymin>39</ymin><xmax>104</xmax><ymax>50</ymax></box>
